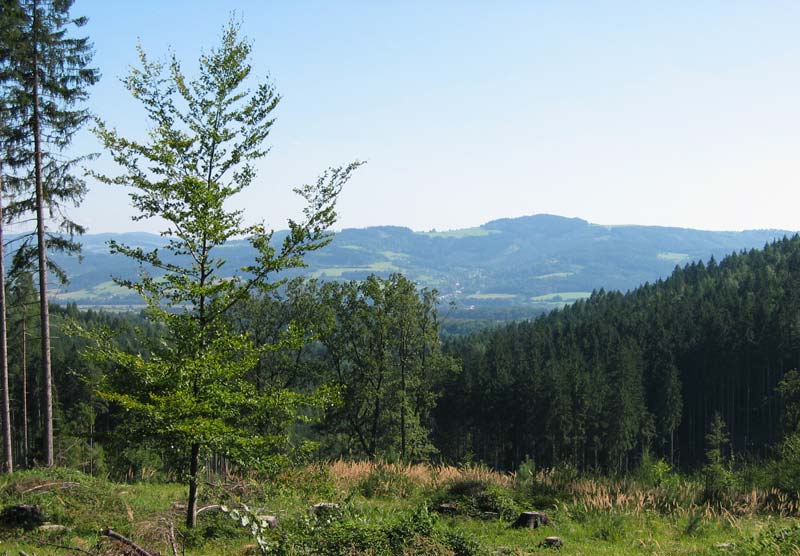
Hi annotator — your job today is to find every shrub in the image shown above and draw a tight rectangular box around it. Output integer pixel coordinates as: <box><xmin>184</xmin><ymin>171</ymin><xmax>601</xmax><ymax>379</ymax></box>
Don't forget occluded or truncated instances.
<box><xmin>590</xmin><ymin>513</ymin><xmax>626</xmax><ymax>543</ymax></box>
<box><xmin>773</xmin><ymin>434</ymin><xmax>800</xmax><ymax>495</ymax></box>
<box><xmin>357</xmin><ymin>464</ymin><xmax>417</xmax><ymax>499</ymax></box>
<box><xmin>635</xmin><ymin>450</ymin><xmax>672</xmax><ymax>488</ymax></box>
<box><xmin>431</xmin><ymin>479</ymin><xmax>519</xmax><ymax>520</ymax></box>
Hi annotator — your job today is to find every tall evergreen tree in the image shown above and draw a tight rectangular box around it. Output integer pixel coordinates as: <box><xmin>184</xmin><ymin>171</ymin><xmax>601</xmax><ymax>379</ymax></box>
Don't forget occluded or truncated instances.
<box><xmin>0</xmin><ymin>167</ymin><xmax>11</xmax><ymax>472</ymax></box>
<box><xmin>0</xmin><ymin>0</ymin><xmax>98</xmax><ymax>466</ymax></box>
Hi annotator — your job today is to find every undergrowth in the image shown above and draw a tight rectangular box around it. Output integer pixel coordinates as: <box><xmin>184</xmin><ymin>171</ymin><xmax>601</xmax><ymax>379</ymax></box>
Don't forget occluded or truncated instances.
<box><xmin>0</xmin><ymin>462</ymin><xmax>798</xmax><ymax>555</ymax></box>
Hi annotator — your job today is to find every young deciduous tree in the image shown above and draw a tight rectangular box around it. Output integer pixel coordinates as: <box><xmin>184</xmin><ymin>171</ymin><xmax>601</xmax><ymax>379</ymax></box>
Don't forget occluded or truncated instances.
<box><xmin>0</xmin><ymin>0</ymin><xmax>99</xmax><ymax>467</ymax></box>
<box><xmin>318</xmin><ymin>274</ymin><xmax>456</xmax><ymax>461</ymax></box>
<box><xmin>88</xmin><ymin>21</ymin><xmax>359</xmax><ymax>528</ymax></box>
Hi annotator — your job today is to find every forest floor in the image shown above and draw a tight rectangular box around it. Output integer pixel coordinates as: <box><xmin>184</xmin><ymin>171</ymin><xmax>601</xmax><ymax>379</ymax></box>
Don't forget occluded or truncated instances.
<box><xmin>1</xmin><ymin>462</ymin><xmax>798</xmax><ymax>556</ymax></box>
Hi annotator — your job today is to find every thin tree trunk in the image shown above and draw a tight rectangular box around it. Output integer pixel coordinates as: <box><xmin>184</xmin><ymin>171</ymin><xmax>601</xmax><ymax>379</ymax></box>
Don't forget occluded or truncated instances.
<box><xmin>0</xmin><ymin>168</ymin><xmax>12</xmax><ymax>473</ymax></box>
<box><xmin>22</xmin><ymin>314</ymin><xmax>28</xmax><ymax>467</ymax></box>
<box><xmin>186</xmin><ymin>442</ymin><xmax>200</xmax><ymax>528</ymax></box>
<box><xmin>31</xmin><ymin>0</ymin><xmax>54</xmax><ymax>467</ymax></box>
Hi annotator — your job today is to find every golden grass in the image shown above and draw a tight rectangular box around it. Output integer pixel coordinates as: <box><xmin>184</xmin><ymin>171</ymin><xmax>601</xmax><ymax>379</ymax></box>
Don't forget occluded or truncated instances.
<box><xmin>557</xmin><ymin>476</ymin><xmax>800</xmax><ymax>518</ymax></box>
<box><xmin>326</xmin><ymin>459</ymin><xmax>514</xmax><ymax>490</ymax></box>
<box><xmin>323</xmin><ymin>460</ymin><xmax>800</xmax><ymax>518</ymax></box>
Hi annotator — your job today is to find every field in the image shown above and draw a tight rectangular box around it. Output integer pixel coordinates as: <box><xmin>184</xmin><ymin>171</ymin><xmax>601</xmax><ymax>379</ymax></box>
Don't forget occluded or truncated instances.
<box><xmin>419</xmin><ymin>228</ymin><xmax>502</xmax><ymax>239</ymax></box>
<box><xmin>2</xmin><ymin>462</ymin><xmax>799</xmax><ymax>556</ymax></box>
<box><xmin>531</xmin><ymin>292</ymin><xmax>591</xmax><ymax>302</ymax></box>
<box><xmin>309</xmin><ymin>262</ymin><xmax>400</xmax><ymax>278</ymax></box>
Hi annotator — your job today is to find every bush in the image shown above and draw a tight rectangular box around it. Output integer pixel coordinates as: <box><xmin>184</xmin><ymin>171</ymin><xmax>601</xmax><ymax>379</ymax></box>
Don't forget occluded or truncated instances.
<box><xmin>280</xmin><ymin>504</ymin><xmax>486</xmax><ymax>556</ymax></box>
<box><xmin>590</xmin><ymin>513</ymin><xmax>626</xmax><ymax>542</ymax></box>
<box><xmin>772</xmin><ymin>434</ymin><xmax>800</xmax><ymax>495</ymax></box>
<box><xmin>635</xmin><ymin>450</ymin><xmax>672</xmax><ymax>488</ymax></box>
<box><xmin>357</xmin><ymin>465</ymin><xmax>417</xmax><ymax>499</ymax></box>
<box><xmin>431</xmin><ymin>480</ymin><xmax>519</xmax><ymax>520</ymax></box>
<box><xmin>702</xmin><ymin>461</ymin><xmax>734</xmax><ymax>504</ymax></box>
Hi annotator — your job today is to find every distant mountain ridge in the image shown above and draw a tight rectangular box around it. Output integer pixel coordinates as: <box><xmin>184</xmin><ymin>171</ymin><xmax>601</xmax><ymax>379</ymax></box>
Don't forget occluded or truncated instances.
<box><xmin>47</xmin><ymin>214</ymin><xmax>797</xmax><ymax>314</ymax></box>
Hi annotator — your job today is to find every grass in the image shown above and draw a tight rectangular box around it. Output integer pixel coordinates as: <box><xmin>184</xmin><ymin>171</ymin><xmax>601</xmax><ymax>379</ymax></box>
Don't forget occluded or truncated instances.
<box><xmin>466</xmin><ymin>293</ymin><xmax>520</xmax><ymax>300</ymax></box>
<box><xmin>51</xmin><ymin>280</ymin><xmax>132</xmax><ymax>302</ymax></box>
<box><xmin>310</xmin><ymin>262</ymin><xmax>400</xmax><ymax>278</ymax></box>
<box><xmin>2</xmin><ymin>462</ymin><xmax>799</xmax><ymax>555</ymax></box>
<box><xmin>379</xmin><ymin>251</ymin><xmax>410</xmax><ymax>261</ymax></box>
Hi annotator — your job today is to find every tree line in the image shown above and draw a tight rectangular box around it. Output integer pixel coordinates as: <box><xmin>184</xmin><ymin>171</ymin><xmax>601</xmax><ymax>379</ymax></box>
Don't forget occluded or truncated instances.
<box><xmin>435</xmin><ymin>237</ymin><xmax>800</xmax><ymax>472</ymax></box>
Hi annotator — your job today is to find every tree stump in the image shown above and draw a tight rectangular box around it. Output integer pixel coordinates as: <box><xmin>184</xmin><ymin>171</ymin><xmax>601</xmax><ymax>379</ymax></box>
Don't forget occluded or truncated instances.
<box><xmin>0</xmin><ymin>504</ymin><xmax>45</xmax><ymax>529</ymax></box>
<box><xmin>543</xmin><ymin>536</ymin><xmax>562</xmax><ymax>548</ymax></box>
<box><xmin>310</xmin><ymin>502</ymin><xmax>341</xmax><ymax>519</ymax></box>
<box><xmin>257</xmin><ymin>515</ymin><xmax>278</xmax><ymax>529</ymax></box>
<box><xmin>433</xmin><ymin>502</ymin><xmax>458</xmax><ymax>515</ymax></box>
<box><xmin>511</xmin><ymin>511</ymin><xmax>552</xmax><ymax>528</ymax></box>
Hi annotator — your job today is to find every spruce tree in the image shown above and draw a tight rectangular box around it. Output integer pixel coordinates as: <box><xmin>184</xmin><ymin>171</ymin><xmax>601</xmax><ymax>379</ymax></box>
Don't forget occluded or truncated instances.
<box><xmin>0</xmin><ymin>0</ymin><xmax>98</xmax><ymax>466</ymax></box>
<box><xmin>0</xmin><ymin>167</ymin><xmax>11</xmax><ymax>472</ymax></box>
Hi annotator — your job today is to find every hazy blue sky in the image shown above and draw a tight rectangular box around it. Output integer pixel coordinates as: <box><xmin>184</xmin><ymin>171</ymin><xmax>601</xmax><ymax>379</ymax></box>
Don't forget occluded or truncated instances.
<box><xmin>56</xmin><ymin>1</ymin><xmax>800</xmax><ymax>234</ymax></box>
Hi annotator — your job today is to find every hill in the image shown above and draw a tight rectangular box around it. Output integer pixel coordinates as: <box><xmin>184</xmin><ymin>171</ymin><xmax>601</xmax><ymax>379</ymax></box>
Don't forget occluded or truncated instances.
<box><xmin>437</xmin><ymin>235</ymin><xmax>800</xmax><ymax>470</ymax></box>
<box><xmin>46</xmin><ymin>214</ymin><xmax>795</xmax><ymax>314</ymax></box>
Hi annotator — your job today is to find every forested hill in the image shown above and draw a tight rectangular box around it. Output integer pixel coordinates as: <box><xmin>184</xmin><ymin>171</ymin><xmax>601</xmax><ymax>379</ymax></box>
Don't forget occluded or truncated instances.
<box><xmin>435</xmin><ymin>235</ymin><xmax>800</xmax><ymax>471</ymax></box>
<box><xmin>49</xmin><ymin>214</ymin><xmax>794</xmax><ymax>312</ymax></box>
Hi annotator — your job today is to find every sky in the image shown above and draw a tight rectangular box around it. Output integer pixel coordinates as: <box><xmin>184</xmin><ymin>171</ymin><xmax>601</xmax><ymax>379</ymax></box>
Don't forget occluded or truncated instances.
<box><xmin>54</xmin><ymin>1</ymin><xmax>800</xmax><ymax>234</ymax></box>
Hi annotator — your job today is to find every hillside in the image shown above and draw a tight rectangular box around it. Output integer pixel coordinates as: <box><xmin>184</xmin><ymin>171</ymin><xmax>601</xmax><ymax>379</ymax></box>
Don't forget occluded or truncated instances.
<box><xmin>46</xmin><ymin>214</ymin><xmax>795</xmax><ymax>313</ymax></box>
<box><xmin>437</xmin><ymin>235</ymin><xmax>800</xmax><ymax>470</ymax></box>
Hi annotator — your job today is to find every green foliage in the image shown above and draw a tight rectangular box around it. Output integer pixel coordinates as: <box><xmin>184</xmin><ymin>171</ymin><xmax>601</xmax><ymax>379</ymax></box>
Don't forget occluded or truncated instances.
<box><xmin>681</xmin><ymin>510</ymin><xmax>706</xmax><ymax>537</ymax></box>
<box><xmin>430</xmin><ymin>480</ymin><xmax>519</xmax><ymax>520</ymax></box>
<box><xmin>438</xmin><ymin>236</ymin><xmax>800</xmax><ymax>472</ymax></box>
<box><xmin>732</xmin><ymin>522</ymin><xmax>800</xmax><ymax>555</ymax></box>
<box><xmin>0</xmin><ymin>0</ymin><xmax>99</xmax><ymax>264</ymax></box>
<box><xmin>778</xmin><ymin>369</ymin><xmax>800</xmax><ymax>434</ymax></box>
<box><xmin>772</xmin><ymin>433</ymin><xmax>800</xmax><ymax>495</ymax></box>
<box><xmin>317</xmin><ymin>274</ymin><xmax>457</xmax><ymax>461</ymax></box>
<box><xmin>86</xmin><ymin>17</ymin><xmax>359</xmax><ymax>527</ymax></box>
<box><xmin>216</xmin><ymin>504</ymin><xmax>273</xmax><ymax>553</ymax></box>
<box><xmin>280</xmin><ymin>504</ymin><xmax>485</xmax><ymax>556</ymax></box>
<box><xmin>589</xmin><ymin>512</ymin><xmax>626</xmax><ymax>542</ymax></box>
<box><xmin>357</xmin><ymin>464</ymin><xmax>417</xmax><ymax>499</ymax></box>
<box><xmin>703</xmin><ymin>413</ymin><xmax>733</xmax><ymax>503</ymax></box>
<box><xmin>635</xmin><ymin>450</ymin><xmax>672</xmax><ymax>488</ymax></box>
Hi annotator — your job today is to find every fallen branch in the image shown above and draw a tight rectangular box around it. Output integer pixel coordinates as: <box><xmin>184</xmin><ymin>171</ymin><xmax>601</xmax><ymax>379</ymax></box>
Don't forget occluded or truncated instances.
<box><xmin>20</xmin><ymin>482</ymin><xmax>79</xmax><ymax>495</ymax></box>
<box><xmin>195</xmin><ymin>504</ymin><xmax>221</xmax><ymax>515</ymax></box>
<box><xmin>36</xmin><ymin>539</ymin><xmax>99</xmax><ymax>556</ymax></box>
<box><xmin>168</xmin><ymin>522</ymin><xmax>179</xmax><ymax>556</ymax></box>
<box><xmin>102</xmin><ymin>527</ymin><xmax>157</xmax><ymax>556</ymax></box>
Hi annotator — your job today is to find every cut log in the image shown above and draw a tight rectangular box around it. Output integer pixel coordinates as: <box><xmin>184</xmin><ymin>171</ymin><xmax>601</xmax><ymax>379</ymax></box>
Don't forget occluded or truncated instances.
<box><xmin>511</xmin><ymin>511</ymin><xmax>552</xmax><ymax>528</ymax></box>
<box><xmin>37</xmin><ymin>523</ymin><xmax>68</xmax><ymax>533</ymax></box>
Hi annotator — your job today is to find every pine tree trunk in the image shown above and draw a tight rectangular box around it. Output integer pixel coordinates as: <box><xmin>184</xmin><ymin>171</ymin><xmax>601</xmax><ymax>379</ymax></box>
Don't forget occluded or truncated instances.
<box><xmin>31</xmin><ymin>0</ymin><xmax>54</xmax><ymax>467</ymax></box>
<box><xmin>22</xmin><ymin>315</ymin><xmax>28</xmax><ymax>467</ymax></box>
<box><xmin>0</xmin><ymin>169</ymin><xmax>12</xmax><ymax>473</ymax></box>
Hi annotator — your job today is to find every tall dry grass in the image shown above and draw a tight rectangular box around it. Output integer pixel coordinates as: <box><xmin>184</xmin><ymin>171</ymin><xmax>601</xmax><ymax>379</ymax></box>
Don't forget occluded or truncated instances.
<box><xmin>555</xmin><ymin>476</ymin><xmax>800</xmax><ymax>518</ymax></box>
<box><xmin>322</xmin><ymin>460</ymin><xmax>800</xmax><ymax>518</ymax></box>
<box><xmin>326</xmin><ymin>459</ymin><xmax>514</xmax><ymax>490</ymax></box>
